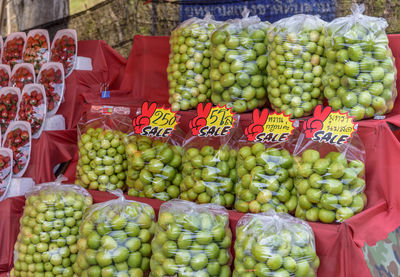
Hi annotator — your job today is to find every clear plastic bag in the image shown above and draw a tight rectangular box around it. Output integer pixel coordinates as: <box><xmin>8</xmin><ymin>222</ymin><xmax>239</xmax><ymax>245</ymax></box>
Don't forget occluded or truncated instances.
<box><xmin>11</xmin><ymin>178</ymin><xmax>93</xmax><ymax>277</ymax></box>
<box><xmin>37</xmin><ymin>62</ymin><xmax>65</xmax><ymax>116</ymax></box>
<box><xmin>167</xmin><ymin>13</ymin><xmax>220</xmax><ymax>111</ymax></box>
<box><xmin>125</xmin><ymin>129</ymin><xmax>184</xmax><ymax>201</ymax></box>
<box><xmin>233</xmin><ymin>210</ymin><xmax>319</xmax><ymax>277</ymax></box>
<box><xmin>73</xmin><ymin>190</ymin><xmax>155</xmax><ymax>277</ymax></box>
<box><xmin>2</xmin><ymin>32</ymin><xmax>26</xmax><ymax>68</ymax></box>
<box><xmin>323</xmin><ymin>4</ymin><xmax>397</xmax><ymax>120</ymax></box>
<box><xmin>0</xmin><ymin>147</ymin><xmax>13</xmax><ymax>201</ymax></box>
<box><xmin>210</xmin><ymin>9</ymin><xmax>270</xmax><ymax>113</ymax></box>
<box><xmin>23</xmin><ymin>29</ymin><xmax>50</xmax><ymax>74</ymax></box>
<box><xmin>180</xmin><ymin>131</ymin><xmax>238</xmax><ymax>208</ymax></box>
<box><xmin>150</xmin><ymin>199</ymin><xmax>232</xmax><ymax>277</ymax></box>
<box><xmin>50</xmin><ymin>29</ymin><xmax>78</xmax><ymax>78</ymax></box>
<box><xmin>234</xmin><ymin>134</ymin><xmax>299</xmax><ymax>214</ymax></box>
<box><xmin>293</xmin><ymin>129</ymin><xmax>366</xmax><ymax>223</ymax></box>
<box><xmin>75</xmin><ymin>113</ymin><xmax>131</xmax><ymax>191</ymax></box>
<box><xmin>10</xmin><ymin>63</ymin><xmax>35</xmax><ymax>90</ymax></box>
<box><xmin>0</xmin><ymin>87</ymin><xmax>21</xmax><ymax>134</ymax></box>
<box><xmin>0</xmin><ymin>64</ymin><xmax>11</xmax><ymax>88</ymax></box>
<box><xmin>267</xmin><ymin>15</ymin><xmax>326</xmax><ymax>118</ymax></box>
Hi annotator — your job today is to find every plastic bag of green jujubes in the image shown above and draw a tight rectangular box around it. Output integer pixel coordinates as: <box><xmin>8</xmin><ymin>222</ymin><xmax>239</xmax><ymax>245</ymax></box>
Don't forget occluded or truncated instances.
<box><xmin>323</xmin><ymin>4</ymin><xmax>397</xmax><ymax>120</ymax></box>
<box><xmin>150</xmin><ymin>199</ymin><xmax>232</xmax><ymax>277</ymax></box>
<box><xmin>180</xmin><ymin>128</ymin><xmax>239</xmax><ymax>208</ymax></box>
<box><xmin>75</xmin><ymin>113</ymin><xmax>131</xmax><ymax>191</ymax></box>
<box><xmin>73</xmin><ymin>190</ymin><xmax>156</xmax><ymax>277</ymax></box>
<box><xmin>293</xmin><ymin>129</ymin><xmax>366</xmax><ymax>223</ymax></box>
<box><xmin>11</xmin><ymin>178</ymin><xmax>93</xmax><ymax>277</ymax></box>
<box><xmin>233</xmin><ymin>211</ymin><xmax>319</xmax><ymax>277</ymax></box>
<box><xmin>210</xmin><ymin>9</ymin><xmax>270</xmax><ymax>113</ymax></box>
<box><xmin>167</xmin><ymin>13</ymin><xmax>220</xmax><ymax>111</ymax></box>
<box><xmin>234</xmin><ymin>132</ymin><xmax>299</xmax><ymax>214</ymax></box>
<box><xmin>267</xmin><ymin>15</ymin><xmax>327</xmax><ymax>118</ymax></box>
<box><xmin>124</xmin><ymin>127</ymin><xmax>185</xmax><ymax>201</ymax></box>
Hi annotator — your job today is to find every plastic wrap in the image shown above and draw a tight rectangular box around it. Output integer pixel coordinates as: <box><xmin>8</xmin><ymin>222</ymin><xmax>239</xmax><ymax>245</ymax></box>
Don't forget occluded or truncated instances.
<box><xmin>167</xmin><ymin>13</ymin><xmax>220</xmax><ymax>111</ymax></box>
<box><xmin>73</xmin><ymin>190</ymin><xmax>155</xmax><ymax>277</ymax></box>
<box><xmin>37</xmin><ymin>62</ymin><xmax>65</xmax><ymax>116</ymax></box>
<box><xmin>0</xmin><ymin>148</ymin><xmax>12</xmax><ymax>201</ymax></box>
<box><xmin>323</xmin><ymin>4</ymin><xmax>397</xmax><ymax>120</ymax></box>
<box><xmin>233</xmin><ymin>211</ymin><xmax>319</xmax><ymax>277</ymax></box>
<box><xmin>181</xmin><ymin>133</ymin><xmax>238</xmax><ymax>208</ymax></box>
<box><xmin>210</xmin><ymin>9</ymin><xmax>269</xmax><ymax>113</ymax></box>
<box><xmin>2</xmin><ymin>32</ymin><xmax>26</xmax><ymax>68</ymax></box>
<box><xmin>125</xmin><ymin>130</ymin><xmax>184</xmax><ymax>201</ymax></box>
<box><xmin>234</xmin><ymin>137</ymin><xmax>298</xmax><ymax>214</ymax></box>
<box><xmin>0</xmin><ymin>87</ymin><xmax>20</xmax><ymax>134</ymax></box>
<box><xmin>2</xmin><ymin>121</ymin><xmax>31</xmax><ymax>177</ymax></box>
<box><xmin>10</xmin><ymin>63</ymin><xmax>35</xmax><ymax>90</ymax></box>
<box><xmin>50</xmin><ymin>29</ymin><xmax>77</xmax><ymax>78</ymax></box>
<box><xmin>267</xmin><ymin>15</ymin><xmax>326</xmax><ymax>118</ymax></box>
<box><xmin>0</xmin><ymin>64</ymin><xmax>11</xmax><ymax>88</ymax></box>
<box><xmin>293</xmin><ymin>129</ymin><xmax>366</xmax><ymax>223</ymax></box>
<box><xmin>17</xmin><ymin>84</ymin><xmax>47</xmax><ymax>139</ymax></box>
<box><xmin>150</xmin><ymin>199</ymin><xmax>232</xmax><ymax>277</ymax></box>
<box><xmin>23</xmin><ymin>29</ymin><xmax>50</xmax><ymax>74</ymax></box>
<box><xmin>75</xmin><ymin>114</ymin><xmax>131</xmax><ymax>191</ymax></box>
<box><xmin>11</xmin><ymin>178</ymin><xmax>92</xmax><ymax>277</ymax></box>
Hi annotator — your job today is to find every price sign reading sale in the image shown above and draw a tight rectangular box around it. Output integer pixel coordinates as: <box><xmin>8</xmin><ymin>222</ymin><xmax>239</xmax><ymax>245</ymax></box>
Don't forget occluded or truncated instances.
<box><xmin>245</xmin><ymin>109</ymin><xmax>295</xmax><ymax>143</ymax></box>
<box><xmin>189</xmin><ymin>103</ymin><xmax>235</xmax><ymax>137</ymax></box>
<box><xmin>132</xmin><ymin>102</ymin><xmax>179</xmax><ymax>138</ymax></box>
<box><xmin>303</xmin><ymin>105</ymin><xmax>356</xmax><ymax>145</ymax></box>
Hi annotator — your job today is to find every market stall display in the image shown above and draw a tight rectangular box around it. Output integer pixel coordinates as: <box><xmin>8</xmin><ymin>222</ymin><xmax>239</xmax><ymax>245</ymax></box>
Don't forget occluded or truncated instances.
<box><xmin>73</xmin><ymin>190</ymin><xmax>155</xmax><ymax>276</ymax></box>
<box><xmin>10</xmin><ymin>63</ymin><xmax>35</xmax><ymax>90</ymax></box>
<box><xmin>50</xmin><ymin>29</ymin><xmax>77</xmax><ymax>78</ymax></box>
<box><xmin>150</xmin><ymin>199</ymin><xmax>232</xmax><ymax>277</ymax></box>
<box><xmin>2</xmin><ymin>32</ymin><xmax>26</xmax><ymax>68</ymax></box>
<box><xmin>210</xmin><ymin>10</ymin><xmax>269</xmax><ymax>113</ymax></box>
<box><xmin>0</xmin><ymin>148</ymin><xmax>12</xmax><ymax>201</ymax></box>
<box><xmin>125</xmin><ymin>133</ymin><xmax>184</xmax><ymax>201</ymax></box>
<box><xmin>267</xmin><ymin>15</ymin><xmax>326</xmax><ymax>118</ymax></box>
<box><xmin>10</xmin><ymin>180</ymin><xmax>92</xmax><ymax>277</ymax></box>
<box><xmin>167</xmin><ymin>13</ymin><xmax>220</xmax><ymax>111</ymax></box>
<box><xmin>323</xmin><ymin>4</ymin><xmax>397</xmax><ymax>120</ymax></box>
<box><xmin>23</xmin><ymin>29</ymin><xmax>50</xmax><ymax>74</ymax></box>
<box><xmin>0</xmin><ymin>87</ymin><xmax>20</xmax><ymax>134</ymax></box>
<box><xmin>0</xmin><ymin>65</ymin><xmax>11</xmax><ymax>88</ymax></box>
<box><xmin>233</xmin><ymin>211</ymin><xmax>319</xmax><ymax>277</ymax></box>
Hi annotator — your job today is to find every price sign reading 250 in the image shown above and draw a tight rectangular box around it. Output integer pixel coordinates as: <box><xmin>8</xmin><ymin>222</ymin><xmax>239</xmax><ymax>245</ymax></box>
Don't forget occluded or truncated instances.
<box><xmin>132</xmin><ymin>102</ymin><xmax>179</xmax><ymax>138</ymax></box>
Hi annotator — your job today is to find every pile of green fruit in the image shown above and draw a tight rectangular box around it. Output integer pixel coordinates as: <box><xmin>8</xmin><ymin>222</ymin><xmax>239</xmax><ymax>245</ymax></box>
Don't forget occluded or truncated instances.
<box><xmin>12</xmin><ymin>184</ymin><xmax>92</xmax><ymax>277</ymax></box>
<box><xmin>181</xmin><ymin>145</ymin><xmax>237</xmax><ymax>208</ymax></box>
<box><xmin>235</xmin><ymin>143</ymin><xmax>298</xmax><ymax>214</ymax></box>
<box><xmin>150</xmin><ymin>200</ymin><xmax>232</xmax><ymax>277</ymax></box>
<box><xmin>210</xmin><ymin>17</ymin><xmax>269</xmax><ymax>113</ymax></box>
<box><xmin>233</xmin><ymin>212</ymin><xmax>320</xmax><ymax>277</ymax></box>
<box><xmin>125</xmin><ymin>135</ymin><xmax>183</xmax><ymax>201</ymax></box>
<box><xmin>323</xmin><ymin>9</ymin><xmax>397</xmax><ymax>120</ymax></box>
<box><xmin>267</xmin><ymin>15</ymin><xmax>326</xmax><ymax>118</ymax></box>
<box><xmin>73</xmin><ymin>195</ymin><xmax>155</xmax><ymax>277</ymax></box>
<box><xmin>294</xmin><ymin>149</ymin><xmax>366</xmax><ymax>223</ymax></box>
<box><xmin>167</xmin><ymin>15</ymin><xmax>220</xmax><ymax>111</ymax></box>
<box><xmin>75</xmin><ymin>127</ymin><xmax>127</xmax><ymax>191</ymax></box>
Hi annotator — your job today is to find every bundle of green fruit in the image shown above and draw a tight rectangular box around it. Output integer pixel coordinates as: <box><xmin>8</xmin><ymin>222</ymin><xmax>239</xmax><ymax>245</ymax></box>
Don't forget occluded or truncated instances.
<box><xmin>233</xmin><ymin>211</ymin><xmax>319</xmax><ymax>277</ymax></box>
<box><xmin>181</xmin><ymin>136</ymin><xmax>237</xmax><ymax>208</ymax></box>
<box><xmin>294</xmin><ymin>135</ymin><xmax>366</xmax><ymax>223</ymax></box>
<box><xmin>267</xmin><ymin>15</ymin><xmax>326</xmax><ymax>118</ymax></box>
<box><xmin>323</xmin><ymin>4</ymin><xmax>397</xmax><ymax>120</ymax></box>
<box><xmin>73</xmin><ymin>190</ymin><xmax>155</xmax><ymax>277</ymax></box>
<box><xmin>125</xmin><ymin>134</ymin><xmax>184</xmax><ymax>201</ymax></box>
<box><xmin>11</xmin><ymin>181</ymin><xmax>92</xmax><ymax>277</ymax></box>
<box><xmin>75</xmin><ymin>115</ymin><xmax>130</xmax><ymax>191</ymax></box>
<box><xmin>234</xmin><ymin>142</ymin><xmax>298</xmax><ymax>214</ymax></box>
<box><xmin>150</xmin><ymin>199</ymin><xmax>232</xmax><ymax>277</ymax></box>
<box><xmin>210</xmin><ymin>9</ymin><xmax>269</xmax><ymax>113</ymax></box>
<box><xmin>167</xmin><ymin>13</ymin><xmax>220</xmax><ymax>111</ymax></box>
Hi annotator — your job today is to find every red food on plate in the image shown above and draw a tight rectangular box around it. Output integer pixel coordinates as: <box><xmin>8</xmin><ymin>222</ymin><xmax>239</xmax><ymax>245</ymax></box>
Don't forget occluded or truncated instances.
<box><xmin>51</xmin><ymin>35</ymin><xmax>76</xmax><ymax>75</ymax></box>
<box><xmin>39</xmin><ymin>68</ymin><xmax>63</xmax><ymax>112</ymax></box>
<box><xmin>11</xmin><ymin>67</ymin><xmax>34</xmax><ymax>90</ymax></box>
<box><xmin>0</xmin><ymin>69</ymin><xmax>10</xmax><ymax>88</ymax></box>
<box><xmin>18</xmin><ymin>90</ymin><xmax>44</xmax><ymax>135</ymax></box>
<box><xmin>24</xmin><ymin>34</ymin><xmax>48</xmax><ymax>73</ymax></box>
<box><xmin>0</xmin><ymin>93</ymin><xmax>19</xmax><ymax>133</ymax></box>
<box><xmin>2</xmin><ymin>37</ymin><xmax>24</xmax><ymax>67</ymax></box>
<box><xmin>3</xmin><ymin>128</ymin><xmax>29</xmax><ymax>174</ymax></box>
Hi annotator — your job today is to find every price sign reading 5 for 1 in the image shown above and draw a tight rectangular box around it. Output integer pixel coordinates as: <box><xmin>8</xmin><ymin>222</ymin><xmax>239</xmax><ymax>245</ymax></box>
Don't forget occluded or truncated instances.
<box><xmin>189</xmin><ymin>103</ymin><xmax>236</xmax><ymax>137</ymax></box>
<box><xmin>133</xmin><ymin>102</ymin><xmax>179</xmax><ymax>138</ymax></box>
